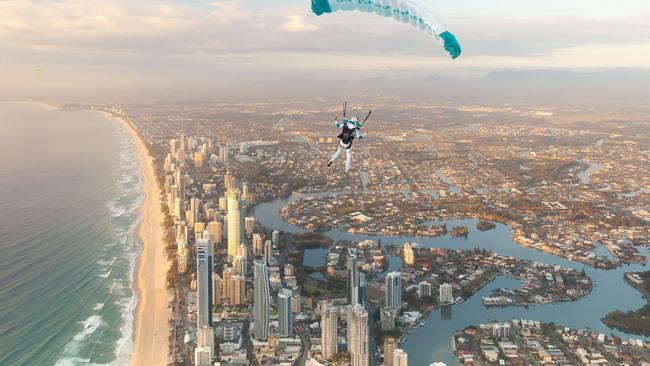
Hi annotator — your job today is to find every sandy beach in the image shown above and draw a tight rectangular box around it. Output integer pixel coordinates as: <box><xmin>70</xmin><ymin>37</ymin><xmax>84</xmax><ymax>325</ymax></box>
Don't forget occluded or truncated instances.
<box><xmin>111</xmin><ymin>114</ymin><xmax>171</xmax><ymax>366</ymax></box>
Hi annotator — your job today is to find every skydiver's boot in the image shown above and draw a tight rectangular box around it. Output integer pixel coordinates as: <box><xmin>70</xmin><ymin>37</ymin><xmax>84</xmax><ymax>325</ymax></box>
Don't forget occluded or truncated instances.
<box><xmin>328</xmin><ymin>145</ymin><xmax>343</xmax><ymax>168</ymax></box>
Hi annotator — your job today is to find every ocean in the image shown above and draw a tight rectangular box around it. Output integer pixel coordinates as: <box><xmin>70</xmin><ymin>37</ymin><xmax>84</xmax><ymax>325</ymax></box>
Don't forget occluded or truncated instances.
<box><xmin>0</xmin><ymin>102</ymin><xmax>141</xmax><ymax>365</ymax></box>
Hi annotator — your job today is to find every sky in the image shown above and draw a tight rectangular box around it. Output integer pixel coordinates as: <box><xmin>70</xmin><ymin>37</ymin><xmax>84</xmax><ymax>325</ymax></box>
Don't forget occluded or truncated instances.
<box><xmin>0</xmin><ymin>0</ymin><xmax>649</xmax><ymax>100</ymax></box>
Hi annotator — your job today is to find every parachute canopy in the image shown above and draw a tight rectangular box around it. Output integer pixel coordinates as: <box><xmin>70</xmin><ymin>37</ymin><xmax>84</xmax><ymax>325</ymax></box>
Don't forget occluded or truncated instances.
<box><xmin>311</xmin><ymin>0</ymin><xmax>461</xmax><ymax>59</ymax></box>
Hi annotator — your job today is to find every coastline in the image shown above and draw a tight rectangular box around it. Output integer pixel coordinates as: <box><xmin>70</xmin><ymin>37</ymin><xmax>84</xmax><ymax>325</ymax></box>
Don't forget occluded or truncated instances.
<box><xmin>107</xmin><ymin>112</ymin><xmax>171</xmax><ymax>366</ymax></box>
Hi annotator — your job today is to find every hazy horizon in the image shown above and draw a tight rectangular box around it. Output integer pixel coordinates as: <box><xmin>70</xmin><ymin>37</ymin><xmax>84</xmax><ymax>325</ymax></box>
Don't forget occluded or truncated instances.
<box><xmin>1</xmin><ymin>0</ymin><xmax>649</xmax><ymax>102</ymax></box>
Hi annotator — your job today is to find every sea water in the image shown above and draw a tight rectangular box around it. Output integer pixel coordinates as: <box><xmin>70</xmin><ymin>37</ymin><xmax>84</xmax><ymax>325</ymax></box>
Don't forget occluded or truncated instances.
<box><xmin>0</xmin><ymin>102</ymin><xmax>142</xmax><ymax>365</ymax></box>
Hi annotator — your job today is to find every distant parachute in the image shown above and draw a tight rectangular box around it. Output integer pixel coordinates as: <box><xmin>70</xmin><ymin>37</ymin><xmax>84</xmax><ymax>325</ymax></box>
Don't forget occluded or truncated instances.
<box><xmin>311</xmin><ymin>0</ymin><xmax>461</xmax><ymax>59</ymax></box>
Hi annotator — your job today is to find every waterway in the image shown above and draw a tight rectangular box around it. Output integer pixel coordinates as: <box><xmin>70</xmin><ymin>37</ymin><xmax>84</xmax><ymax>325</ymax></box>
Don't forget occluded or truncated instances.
<box><xmin>577</xmin><ymin>162</ymin><xmax>604</xmax><ymax>184</ymax></box>
<box><xmin>252</xmin><ymin>192</ymin><xmax>649</xmax><ymax>365</ymax></box>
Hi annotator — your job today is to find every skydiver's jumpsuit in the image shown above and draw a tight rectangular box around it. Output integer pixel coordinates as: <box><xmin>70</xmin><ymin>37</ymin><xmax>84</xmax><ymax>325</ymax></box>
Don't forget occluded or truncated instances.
<box><xmin>329</xmin><ymin>120</ymin><xmax>364</xmax><ymax>173</ymax></box>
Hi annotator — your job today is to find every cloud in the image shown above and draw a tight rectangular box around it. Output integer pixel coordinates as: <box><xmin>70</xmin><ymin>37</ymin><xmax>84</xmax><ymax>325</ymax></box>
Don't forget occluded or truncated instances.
<box><xmin>281</xmin><ymin>15</ymin><xmax>318</xmax><ymax>32</ymax></box>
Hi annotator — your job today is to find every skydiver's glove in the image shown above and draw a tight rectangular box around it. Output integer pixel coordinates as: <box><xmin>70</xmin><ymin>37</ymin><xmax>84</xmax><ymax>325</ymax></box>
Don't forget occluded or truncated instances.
<box><xmin>439</xmin><ymin>31</ymin><xmax>461</xmax><ymax>59</ymax></box>
<box><xmin>335</xmin><ymin>122</ymin><xmax>341</xmax><ymax>128</ymax></box>
<box><xmin>358</xmin><ymin>134</ymin><xmax>364</xmax><ymax>140</ymax></box>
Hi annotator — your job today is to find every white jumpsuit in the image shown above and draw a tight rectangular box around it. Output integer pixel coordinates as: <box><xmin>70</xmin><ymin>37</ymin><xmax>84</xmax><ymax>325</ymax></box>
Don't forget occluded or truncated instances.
<box><xmin>329</xmin><ymin>121</ymin><xmax>364</xmax><ymax>173</ymax></box>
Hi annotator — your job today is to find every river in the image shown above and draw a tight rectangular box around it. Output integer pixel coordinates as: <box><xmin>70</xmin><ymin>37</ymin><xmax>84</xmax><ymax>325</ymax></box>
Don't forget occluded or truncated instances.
<box><xmin>252</xmin><ymin>192</ymin><xmax>649</xmax><ymax>365</ymax></box>
<box><xmin>577</xmin><ymin>162</ymin><xmax>604</xmax><ymax>184</ymax></box>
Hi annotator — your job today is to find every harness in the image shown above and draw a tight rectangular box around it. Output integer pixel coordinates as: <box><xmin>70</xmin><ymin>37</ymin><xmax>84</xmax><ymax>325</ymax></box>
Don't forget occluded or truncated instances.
<box><xmin>338</xmin><ymin>125</ymin><xmax>357</xmax><ymax>149</ymax></box>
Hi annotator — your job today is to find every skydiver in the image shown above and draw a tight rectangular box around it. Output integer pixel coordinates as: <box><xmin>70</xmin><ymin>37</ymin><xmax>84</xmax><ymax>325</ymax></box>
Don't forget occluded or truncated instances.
<box><xmin>326</xmin><ymin>102</ymin><xmax>371</xmax><ymax>174</ymax></box>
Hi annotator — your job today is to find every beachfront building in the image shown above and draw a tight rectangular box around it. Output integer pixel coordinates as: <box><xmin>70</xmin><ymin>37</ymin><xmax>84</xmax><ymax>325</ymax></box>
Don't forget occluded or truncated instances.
<box><xmin>385</xmin><ymin>272</ymin><xmax>402</xmax><ymax>309</ymax></box>
<box><xmin>321</xmin><ymin>301</ymin><xmax>338</xmax><ymax>360</ymax></box>
<box><xmin>194</xmin><ymin>347</ymin><xmax>212</xmax><ymax>366</ymax></box>
<box><xmin>197</xmin><ymin>325</ymin><xmax>214</xmax><ymax>356</ymax></box>
<box><xmin>439</xmin><ymin>283</ymin><xmax>453</xmax><ymax>304</ymax></box>
<box><xmin>278</xmin><ymin>288</ymin><xmax>292</xmax><ymax>337</ymax></box>
<box><xmin>254</xmin><ymin>260</ymin><xmax>270</xmax><ymax>340</ymax></box>
<box><xmin>177</xmin><ymin>231</ymin><xmax>188</xmax><ymax>274</ymax></box>
<box><xmin>349</xmin><ymin>304</ymin><xmax>369</xmax><ymax>366</ymax></box>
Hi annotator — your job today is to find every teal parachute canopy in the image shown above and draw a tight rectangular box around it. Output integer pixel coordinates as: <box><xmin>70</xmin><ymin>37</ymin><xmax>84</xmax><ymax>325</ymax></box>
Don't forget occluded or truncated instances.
<box><xmin>311</xmin><ymin>0</ymin><xmax>461</xmax><ymax>59</ymax></box>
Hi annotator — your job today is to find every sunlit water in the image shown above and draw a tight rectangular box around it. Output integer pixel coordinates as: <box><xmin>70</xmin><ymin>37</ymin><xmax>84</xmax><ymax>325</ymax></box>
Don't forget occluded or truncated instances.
<box><xmin>0</xmin><ymin>103</ymin><xmax>141</xmax><ymax>365</ymax></box>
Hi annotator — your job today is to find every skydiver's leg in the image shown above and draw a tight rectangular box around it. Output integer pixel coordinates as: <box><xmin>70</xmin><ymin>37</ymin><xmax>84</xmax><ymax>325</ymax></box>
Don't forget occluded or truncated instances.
<box><xmin>345</xmin><ymin>147</ymin><xmax>352</xmax><ymax>173</ymax></box>
<box><xmin>328</xmin><ymin>144</ymin><xmax>344</xmax><ymax>167</ymax></box>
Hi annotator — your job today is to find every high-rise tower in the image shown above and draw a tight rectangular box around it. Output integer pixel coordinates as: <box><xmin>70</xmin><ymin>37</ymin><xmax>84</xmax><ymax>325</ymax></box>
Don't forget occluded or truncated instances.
<box><xmin>227</xmin><ymin>189</ymin><xmax>241</xmax><ymax>262</ymax></box>
<box><xmin>347</xmin><ymin>248</ymin><xmax>360</xmax><ymax>305</ymax></box>
<box><xmin>349</xmin><ymin>304</ymin><xmax>369</xmax><ymax>366</ymax></box>
<box><xmin>385</xmin><ymin>272</ymin><xmax>402</xmax><ymax>309</ymax></box>
<box><xmin>278</xmin><ymin>288</ymin><xmax>292</xmax><ymax>337</ymax></box>
<box><xmin>321</xmin><ymin>301</ymin><xmax>338</xmax><ymax>360</ymax></box>
<box><xmin>253</xmin><ymin>260</ymin><xmax>270</xmax><ymax>340</ymax></box>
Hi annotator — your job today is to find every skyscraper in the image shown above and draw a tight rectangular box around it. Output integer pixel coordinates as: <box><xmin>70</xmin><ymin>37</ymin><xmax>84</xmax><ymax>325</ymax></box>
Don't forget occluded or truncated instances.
<box><xmin>208</xmin><ymin>220</ymin><xmax>223</xmax><ymax>245</ymax></box>
<box><xmin>272</xmin><ymin>230</ymin><xmax>279</xmax><ymax>246</ymax></box>
<box><xmin>278</xmin><ymin>288</ymin><xmax>292</xmax><ymax>337</ymax></box>
<box><xmin>349</xmin><ymin>304</ymin><xmax>369</xmax><ymax>366</ymax></box>
<box><xmin>253</xmin><ymin>233</ymin><xmax>263</xmax><ymax>256</ymax></box>
<box><xmin>385</xmin><ymin>272</ymin><xmax>402</xmax><ymax>309</ymax></box>
<box><xmin>384</xmin><ymin>337</ymin><xmax>397</xmax><ymax>366</ymax></box>
<box><xmin>347</xmin><ymin>248</ymin><xmax>360</xmax><ymax>305</ymax></box>
<box><xmin>197</xmin><ymin>325</ymin><xmax>214</xmax><ymax>357</ymax></box>
<box><xmin>253</xmin><ymin>260</ymin><xmax>270</xmax><ymax>341</ymax></box>
<box><xmin>419</xmin><ymin>281</ymin><xmax>433</xmax><ymax>299</ymax></box>
<box><xmin>233</xmin><ymin>255</ymin><xmax>247</xmax><ymax>276</ymax></box>
<box><xmin>224</xmin><ymin>165</ymin><xmax>233</xmax><ymax>191</ymax></box>
<box><xmin>212</xmin><ymin>273</ymin><xmax>221</xmax><ymax>306</ymax></box>
<box><xmin>227</xmin><ymin>189</ymin><xmax>241</xmax><ymax>262</ymax></box>
<box><xmin>403</xmin><ymin>243</ymin><xmax>415</xmax><ymax>266</ymax></box>
<box><xmin>194</xmin><ymin>222</ymin><xmax>205</xmax><ymax>238</ymax></box>
<box><xmin>321</xmin><ymin>301</ymin><xmax>338</xmax><ymax>360</ymax></box>
<box><xmin>245</xmin><ymin>216</ymin><xmax>255</xmax><ymax>236</ymax></box>
<box><xmin>359</xmin><ymin>272</ymin><xmax>366</xmax><ymax>305</ymax></box>
<box><xmin>264</xmin><ymin>240</ymin><xmax>273</xmax><ymax>265</ymax></box>
<box><xmin>176</xmin><ymin>230</ymin><xmax>188</xmax><ymax>274</ymax></box>
<box><xmin>230</xmin><ymin>275</ymin><xmax>245</xmax><ymax>305</ymax></box>
<box><xmin>393</xmin><ymin>349</ymin><xmax>408</xmax><ymax>366</ymax></box>
<box><xmin>194</xmin><ymin>347</ymin><xmax>212</xmax><ymax>366</ymax></box>
<box><xmin>222</xmin><ymin>266</ymin><xmax>232</xmax><ymax>302</ymax></box>
<box><xmin>439</xmin><ymin>283</ymin><xmax>453</xmax><ymax>304</ymax></box>
<box><xmin>198</xmin><ymin>236</ymin><xmax>213</xmax><ymax>325</ymax></box>
<box><xmin>242</xmin><ymin>183</ymin><xmax>250</xmax><ymax>206</ymax></box>
<box><xmin>196</xmin><ymin>245</ymin><xmax>211</xmax><ymax>327</ymax></box>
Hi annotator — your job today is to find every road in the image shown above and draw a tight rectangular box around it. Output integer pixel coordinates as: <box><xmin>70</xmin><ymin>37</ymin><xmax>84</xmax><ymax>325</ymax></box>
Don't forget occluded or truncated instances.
<box><xmin>293</xmin><ymin>324</ymin><xmax>310</xmax><ymax>366</ymax></box>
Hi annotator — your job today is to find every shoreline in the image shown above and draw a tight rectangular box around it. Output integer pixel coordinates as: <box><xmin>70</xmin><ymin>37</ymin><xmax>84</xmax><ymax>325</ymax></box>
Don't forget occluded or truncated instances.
<box><xmin>107</xmin><ymin>112</ymin><xmax>171</xmax><ymax>366</ymax></box>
